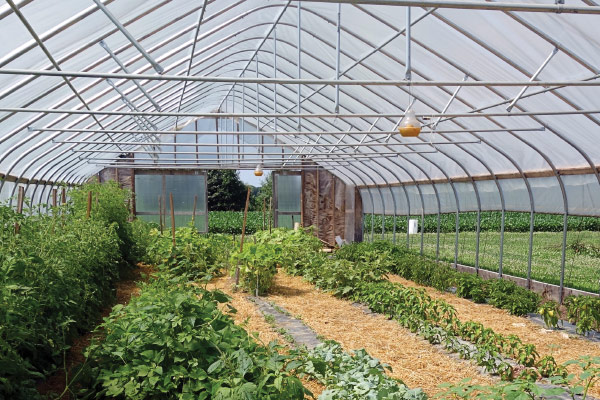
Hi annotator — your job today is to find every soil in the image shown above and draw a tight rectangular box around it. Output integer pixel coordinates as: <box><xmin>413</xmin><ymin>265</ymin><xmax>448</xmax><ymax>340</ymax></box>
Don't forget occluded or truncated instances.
<box><xmin>36</xmin><ymin>263</ymin><xmax>152</xmax><ymax>399</ymax></box>
<box><xmin>387</xmin><ymin>273</ymin><xmax>600</xmax><ymax>397</ymax></box>
<box><xmin>261</xmin><ymin>271</ymin><xmax>497</xmax><ymax>396</ymax></box>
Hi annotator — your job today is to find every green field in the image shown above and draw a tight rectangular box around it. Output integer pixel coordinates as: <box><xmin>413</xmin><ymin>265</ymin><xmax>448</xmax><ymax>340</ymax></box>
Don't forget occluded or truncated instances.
<box><xmin>208</xmin><ymin>211</ymin><xmax>600</xmax><ymax>293</ymax></box>
<box><xmin>378</xmin><ymin>230</ymin><xmax>600</xmax><ymax>294</ymax></box>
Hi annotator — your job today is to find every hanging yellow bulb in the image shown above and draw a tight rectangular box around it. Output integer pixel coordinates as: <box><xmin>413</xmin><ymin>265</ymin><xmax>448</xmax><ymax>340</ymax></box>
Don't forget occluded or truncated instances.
<box><xmin>254</xmin><ymin>163</ymin><xmax>264</xmax><ymax>177</ymax></box>
<box><xmin>398</xmin><ymin>108</ymin><xmax>421</xmax><ymax>137</ymax></box>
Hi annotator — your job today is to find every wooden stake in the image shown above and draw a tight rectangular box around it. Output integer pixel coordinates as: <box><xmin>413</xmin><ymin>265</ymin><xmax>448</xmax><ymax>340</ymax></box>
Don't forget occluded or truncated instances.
<box><xmin>169</xmin><ymin>192</ymin><xmax>176</xmax><ymax>247</ymax></box>
<box><xmin>14</xmin><ymin>186</ymin><xmax>24</xmax><ymax>234</ymax></box>
<box><xmin>192</xmin><ymin>195</ymin><xmax>198</xmax><ymax>225</ymax></box>
<box><xmin>158</xmin><ymin>195</ymin><xmax>163</xmax><ymax>234</ymax></box>
<box><xmin>240</xmin><ymin>187</ymin><xmax>251</xmax><ymax>253</ymax></box>
<box><xmin>269</xmin><ymin>197</ymin><xmax>272</xmax><ymax>234</ymax></box>
<box><xmin>61</xmin><ymin>187</ymin><xmax>66</xmax><ymax>204</ymax></box>
<box><xmin>262</xmin><ymin>197</ymin><xmax>266</xmax><ymax>230</ymax></box>
<box><xmin>52</xmin><ymin>188</ymin><xmax>57</xmax><ymax>207</ymax></box>
<box><xmin>86</xmin><ymin>191</ymin><xmax>92</xmax><ymax>219</ymax></box>
<box><xmin>235</xmin><ymin>187</ymin><xmax>252</xmax><ymax>287</ymax></box>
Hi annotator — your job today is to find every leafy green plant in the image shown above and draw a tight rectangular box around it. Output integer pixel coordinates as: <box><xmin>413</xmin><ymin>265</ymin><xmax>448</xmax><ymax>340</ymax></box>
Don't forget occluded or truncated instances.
<box><xmin>73</xmin><ymin>273</ymin><xmax>308</xmax><ymax>399</ymax></box>
<box><xmin>291</xmin><ymin>341</ymin><xmax>427</xmax><ymax>400</ymax></box>
<box><xmin>538</xmin><ymin>301</ymin><xmax>560</xmax><ymax>329</ymax></box>
<box><xmin>564</xmin><ymin>296</ymin><xmax>600</xmax><ymax>335</ymax></box>
<box><xmin>230</xmin><ymin>243</ymin><xmax>282</xmax><ymax>295</ymax></box>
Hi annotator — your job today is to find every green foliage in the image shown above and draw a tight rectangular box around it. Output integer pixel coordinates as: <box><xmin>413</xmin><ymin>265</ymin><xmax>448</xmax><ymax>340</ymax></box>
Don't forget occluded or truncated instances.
<box><xmin>435</xmin><ymin>377</ymin><xmax>569</xmax><ymax>399</ymax></box>
<box><xmin>485</xmin><ymin>279</ymin><xmax>540</xmax><ymax>317</ymax></box>
<box><xmin>209</xmin><ymin>211</ymin><xmax>263</xmax><ymax>234</ymax></box>
<box><xmin>148</xmin><ymin>226</ymin><xmax>233</xmax><ymax>279</ymax></box>
<box><xmin>69</xmin><ymin>180</ymin><xmax>138</xmax><ymax>263</ymax></box>
<box><xmin>207</xmin><ymin>170</ymin><xmax>248</xmax><ymax>211</ymax></box>
<box><xmin>364</xmin><ymin>212</ymin><xmax>600</xmax><ymax>233</ymax></box>
<box><xmin>75</xmin><ymin>273</ymin><xmax>308</xmax><ymax>399</ymax></box>
<box><xmin>538</xmin><ymin>301</ymin><xmax>560</xmax><ymax>329</ymax></box>
<box><xmin>230</xmin><ymin>243</ymin><xmax>282</xmax><ymax>295</ymax></box>
<box><xmin>0</xmin><ymin>206</ymin><xmax>122</xmax><ymax>399</ymax></box>
<box><xmin>292</xmin><ymin>341</ymin><xmax>427</xmax><ymax>400</ymax></box>
<box><xmin>564</xmin><ymin>295</ymin><xmax>600</xmax><ymax>335</ymax></box>
<box><xmin>250</xmin><ymin>173</ymin><xmax>273</xmax><ymax>211</ymax></box>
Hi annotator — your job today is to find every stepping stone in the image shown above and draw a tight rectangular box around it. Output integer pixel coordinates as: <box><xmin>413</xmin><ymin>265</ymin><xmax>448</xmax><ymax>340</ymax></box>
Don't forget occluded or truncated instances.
<box><xmin>250</xmin><ymin>296</ymin><xmax>322</xmax><ymax>349</ymax></box>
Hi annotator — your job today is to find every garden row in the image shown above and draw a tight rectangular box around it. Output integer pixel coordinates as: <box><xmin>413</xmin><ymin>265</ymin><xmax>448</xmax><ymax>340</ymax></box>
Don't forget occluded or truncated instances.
<box><xmin>0</xmin><ymin>181</ymin><xmax>151</xmax><ymax>399</ymax></box>
<box><xmin>336</xmin><ymin>241</ymin><xmax>600</xmax><ymax>335</ymax></box>
<box><xmin>231</xmin><ymin>228</ymin><xmax>600</xmax><ymax>397</ymax></box>
<box><xmin>206</xmin><ymin>210</ymin><xmax>600</xmax><ymax>235</ymax></box>
<box><xmin>68</xmin><ymin>223</ymin><xmax>426</xmax><ymax>399</ymax></box>
<box><xmin>363</xmin><ymin>211</ymin><xmax>600</xmax><ymax>233</ymax></box>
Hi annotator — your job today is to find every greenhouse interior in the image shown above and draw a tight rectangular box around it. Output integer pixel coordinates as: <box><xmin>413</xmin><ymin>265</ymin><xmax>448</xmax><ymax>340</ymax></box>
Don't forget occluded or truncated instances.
<box><xmin>1</xmin><ymin>0</ymin><xmax>600</xmax><ymax>398</ymax></box>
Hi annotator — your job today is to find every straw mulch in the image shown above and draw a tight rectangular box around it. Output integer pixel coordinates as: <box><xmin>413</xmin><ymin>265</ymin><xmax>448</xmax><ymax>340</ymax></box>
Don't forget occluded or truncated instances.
<box><xmin>206</xmin><ymin>276</ymin><xmax>325</xmax><ymax>398</ymax></box>
<box><xmin>265</xmin><ymin>272</ymin><xmax>497</xmax><ymax>396</ymax></box>
<box><xmin>388</xmin><ymin>274</ymin><xmax>600</xmax><ymax>397</ymax></box>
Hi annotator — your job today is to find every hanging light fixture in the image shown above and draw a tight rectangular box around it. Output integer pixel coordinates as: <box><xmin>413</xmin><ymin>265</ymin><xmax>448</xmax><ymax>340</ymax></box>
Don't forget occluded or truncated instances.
<box><xmin>398</xmin><ymin>108</ymin><xmax>421</xmax><ymax>137</ymax></box>
<box><xmin>254</xmin><ymin>163</ymin><xmax>264</xmax><ymax>176</ymax></box>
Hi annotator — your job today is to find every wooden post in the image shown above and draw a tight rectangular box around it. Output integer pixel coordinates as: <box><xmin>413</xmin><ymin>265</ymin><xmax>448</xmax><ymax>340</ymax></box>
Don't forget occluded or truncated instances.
<box><xmin>86</xmin><ymin>191</ymin><xmax>92</xmax><ymax>219</ymax></box>
<box><xmin>52</xmin><ymin>188</ymin><xmax>57</xmax><ymax>207</ymax></box>
<box><xmin>262</xmin><ymin>198</ymin><xmax>266</xmax><ymax>230</ymax></box>
<box><xmin>61</xmin><ymin>187</ymin><xmax>66</xmax><ymax>204</ymax></box>
<box><xmin>300</xmin><ymin>171</ymin><xmax>304</xmax><ymax>227</ymax></box>
<box><xmin>235</xmin><ymin>187</ymin><xmax>252</xmax><ymax>287</ymax></box>
<box><xmin>240</xmin><ymin>187</ymin><xmax>251</xmax><ymax>253</ymax></box>
<box><xmin>158</xmin><ymin>195</ymin><xmax>163</xmax><ymax>234</ymax></box>
<box><xmin>169</xmin><ymin>193</ymin><xmax>175</xmax><ymax>247</ymax></box>
<box><xmin>331</xmin><ymin>178</ymin><xmax>336</xmax><ymax>245</ymax></box>
<box><xmin>192</xmin><ymin>195</ymin><xmax>198</xmax><ymax>225</ymax></box>
<box><xmin>269</xmin><ymin>197</ymin><xmax>272</xmax><ymax>234</ymax></box>
<box><xmin>316</xmin><ymin>169</ymin><xmax>320</xmax><ymax>238</ymax></box>
<box><xmin>14</xmin><ymin>186</ymin><xmax>24</xmax><ymax>234</ymax></box>
<box><xmin>170</xmin><ymin>193</ymin><xmax>176</xmax><ymax>247</ymax></box>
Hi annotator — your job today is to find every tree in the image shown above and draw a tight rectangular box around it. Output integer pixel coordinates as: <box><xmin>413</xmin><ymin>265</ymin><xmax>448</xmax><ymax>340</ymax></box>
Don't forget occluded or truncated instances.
<box><xmin>206</xmin><ymin>170</ymin><xmax>248</xmax><ymax>211</ymax></box>
<box><xmin>250</xmin><ymin>173</ymin><xmax>273</xmax><ymax>211</ymax></box>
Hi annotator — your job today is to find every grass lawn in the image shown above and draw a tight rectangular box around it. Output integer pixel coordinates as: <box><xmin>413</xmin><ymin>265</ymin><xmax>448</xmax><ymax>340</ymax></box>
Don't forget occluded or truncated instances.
<box><xmin>373</xmin><ymin>231</ymin><xmax>600</xmax><ymax>294</ymax></box>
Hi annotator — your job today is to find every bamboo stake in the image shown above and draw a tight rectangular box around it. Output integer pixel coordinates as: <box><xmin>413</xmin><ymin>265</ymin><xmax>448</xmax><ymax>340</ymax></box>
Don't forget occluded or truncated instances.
<box><xmin>170</xmin><ymin>193</ymin><xmax>176</xmax><ymax>247</ymax></box>
<box><xmin>86</xmin><ymin>191</ymin><xmax>92</xmax><ymax>219</ymax></box>
<box><xmin>240</xmin><ymin>187</ymin><xmax>251</xmax><ymax>252</ymax></box>
<box><xmin>192</xmin><ymin>195</ymin><xmax>198</xmax><ymax>225</ymax></box>
<box><xmin>269</xmin><ymin>197</ymin><xmax>272</xmax><ymax>234</ymax></box>
<box><xmin>262</xmin><ymin>197</ymin><xmax>266</xmax><ymax>230</ymax></box>
<box><xmin>169</xmin><ymin>193</ymin><xmax>175</xmax><ymax>247</ymax></box>
<box><xmin>235</xmin><ymin>187</ymin><xmax>252</xmax><ymax>287</ymax></box>
<box><xmin>158</xmin><ymin>195</ymin><xmax>163</xmax><ymax>234</ymax></box>
<box><xmin>14</xmin><ymin>186</ymin><xmax>24</xmax><ymax>234</ymax></box>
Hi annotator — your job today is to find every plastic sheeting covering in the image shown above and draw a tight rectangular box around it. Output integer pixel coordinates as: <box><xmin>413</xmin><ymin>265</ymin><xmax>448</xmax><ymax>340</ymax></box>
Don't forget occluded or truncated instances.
<box><xmin>0</xmin><ymin>1</ymin><xmax>598</xmax><ymax>217</ymax></box>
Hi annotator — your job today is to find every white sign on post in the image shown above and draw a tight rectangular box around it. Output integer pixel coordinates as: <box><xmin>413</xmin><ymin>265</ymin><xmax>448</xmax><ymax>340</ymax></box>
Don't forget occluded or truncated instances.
<box><xmin>408</xmin><ymin>219</ymin><xmax>419</xmax><ymax>234</ymax></box>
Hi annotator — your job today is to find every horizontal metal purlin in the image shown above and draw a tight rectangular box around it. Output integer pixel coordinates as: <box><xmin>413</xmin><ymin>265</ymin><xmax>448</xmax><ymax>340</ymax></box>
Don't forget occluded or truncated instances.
<box><xmin>357</xmin><ymin>166</ymin><xmax>600</xmax><ymax>188</ymax></box>
<box><xmin>28</xmin><ymin>127</ymin><xmax>546</xmax><ymax>135</ymax></box>
<box><xmin>2</xmin><ymin>68</ymin><xmax>600</xmax><ymax>86</ymax></box>
<box><xmin>72</xmin><ymin>150</ymin><xmax>436</xmax><ymax>156</ymax></box>
<box><xmin>293</xmin><ymin>0</ymin><xmax>600</xmax><ymax>14</ymax></box>
<box><xmin>82</xmin><ymin>154</ymin><xmax>436</xmax><ymax>162</ymax></box>
<box><xmin>6</xmin><ymin>107</ymin><xmax>600</xmax><ymax>118</ymax></box>
<box><xmin>0</xmin><ymin>172</ymin><xmax>68</xmax><ymax>187</ymax></box>
<box><xmin>58</xmin><ymin>140</ymin><xmax>479</xmax><ymax>146</ymax></box>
